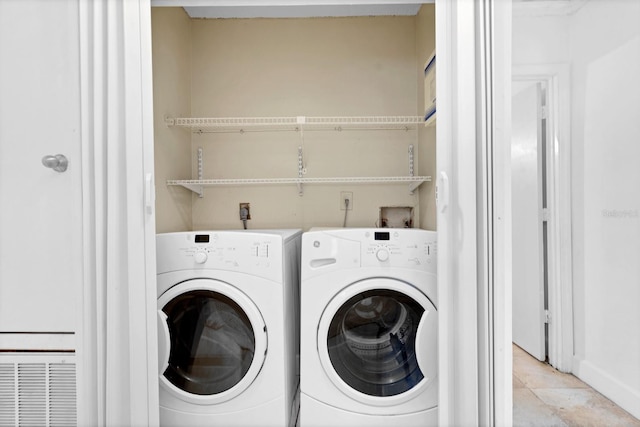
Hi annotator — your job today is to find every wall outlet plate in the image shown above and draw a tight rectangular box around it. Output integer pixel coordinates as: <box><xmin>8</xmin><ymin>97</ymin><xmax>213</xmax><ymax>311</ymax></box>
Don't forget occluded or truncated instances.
<box><xmin>239</xmin><ymin>202</ymin><xmax>251</xmax><ymax>220</ymax></box>
<box><xmin>340</xmin><ymin>191</ymin><xmax>353</xmax><ymax>210</ymax></box>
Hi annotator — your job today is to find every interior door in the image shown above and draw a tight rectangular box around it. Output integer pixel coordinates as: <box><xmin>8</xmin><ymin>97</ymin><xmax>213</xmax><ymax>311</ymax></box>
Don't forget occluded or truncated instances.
<box><xmin>511</xmin><ymin>81</ymin><xmax>546</xmax><ymax>361</ymax></box>
<box><xmin>0</xmin><ymin>0</ymin><xmax>82</xmax><ymax>341</ymax></box>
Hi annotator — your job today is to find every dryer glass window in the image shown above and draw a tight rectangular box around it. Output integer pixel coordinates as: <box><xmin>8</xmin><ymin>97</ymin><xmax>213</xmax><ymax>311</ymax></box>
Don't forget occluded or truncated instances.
<box><xmin>162</xmin><ymin>290</ymin><xmax>255</xmax><ymax>395</ymax></box>
<box><xmin>327</xmin><ymin>289</ymin><xmax>425</xmax><ymax>396</ymax></box>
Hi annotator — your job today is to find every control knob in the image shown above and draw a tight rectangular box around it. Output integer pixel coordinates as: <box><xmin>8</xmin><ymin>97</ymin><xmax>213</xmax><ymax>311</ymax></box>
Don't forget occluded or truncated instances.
<box><xmin>194</xmin><ymin>251</ymin><xmax>208</xmax><ymax>264</ymax></box>
<box><xmin>376</xmin><ymin>248</ymin><xmax>390</xmax><ymax>262</ymax></box>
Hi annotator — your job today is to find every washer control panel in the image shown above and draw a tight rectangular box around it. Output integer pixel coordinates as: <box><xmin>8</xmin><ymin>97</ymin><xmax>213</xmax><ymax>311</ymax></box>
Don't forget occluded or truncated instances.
<box><xmin>362</xmin><ymin>230</ymin><xmax>437</xmax><ymax>272</ymax></box>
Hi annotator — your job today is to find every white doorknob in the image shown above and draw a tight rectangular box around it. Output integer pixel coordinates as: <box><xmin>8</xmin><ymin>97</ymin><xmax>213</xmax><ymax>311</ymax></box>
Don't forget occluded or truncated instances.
<box><xmin>42</xmin><ymin>154</ymin><xmax>68</xmax><ymax>172</ymax></box>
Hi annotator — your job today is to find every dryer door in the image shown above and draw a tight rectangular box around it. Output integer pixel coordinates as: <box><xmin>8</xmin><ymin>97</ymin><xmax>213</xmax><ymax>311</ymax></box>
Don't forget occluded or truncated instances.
<box><xmin>157</xmin><ymin>278</ymin><xmax>267</xmax><ymax>405</ymax></box>
<box><xmin>317</xmin><ymin>278</ymin><xmax>437</xmax><ymax>407</ymax></box>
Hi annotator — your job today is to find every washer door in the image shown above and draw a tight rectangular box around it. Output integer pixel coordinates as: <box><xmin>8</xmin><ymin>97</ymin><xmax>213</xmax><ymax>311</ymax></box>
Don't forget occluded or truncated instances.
<box><xmin>317</xmin><ymin>278</ymin><xmax>437</xmax><ymax>406</ymax></box>
<box><xmin>157</xmin><ymin>278</ymin><xmax>267</xmax><ymax>405</ymax></box>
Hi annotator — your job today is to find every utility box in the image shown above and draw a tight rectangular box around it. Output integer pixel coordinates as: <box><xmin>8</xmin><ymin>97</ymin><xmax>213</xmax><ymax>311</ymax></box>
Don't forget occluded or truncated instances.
<box><xmin>379</xmin><ymin>206</ymin><xmax>414</xmax><ymax>228</ymax></box>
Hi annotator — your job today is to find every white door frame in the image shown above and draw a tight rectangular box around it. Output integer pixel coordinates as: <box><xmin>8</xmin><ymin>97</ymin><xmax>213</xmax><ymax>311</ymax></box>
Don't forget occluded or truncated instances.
<box><xmin>512</xmin><ymin>64</ymin><xmax>573</xmax><ymax>373</ymax></box>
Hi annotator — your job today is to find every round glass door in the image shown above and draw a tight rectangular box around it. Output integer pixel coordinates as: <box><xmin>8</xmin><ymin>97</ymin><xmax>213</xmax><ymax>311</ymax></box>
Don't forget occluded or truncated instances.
<box><xmin>157</xmin><ymin>279</ymin><xmax>267</xmax><ymax>404</ymax></box>
<box><xmin>162</xmin><ymin>290</ymin><xmax>255</xmax><ymax>395</ymax></box>
<box><xmin>326</xmin><ymin>289</ymin><xmax>424</xmax><ymax>397</ymax></box>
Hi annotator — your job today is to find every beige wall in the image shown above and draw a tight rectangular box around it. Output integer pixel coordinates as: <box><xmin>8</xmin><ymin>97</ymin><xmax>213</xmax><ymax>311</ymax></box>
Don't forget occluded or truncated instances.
<box><xmin>416</xmin><ymin>4</ymin><xmax>436</xmax><ymax>231</ymax></box>
<box><xmin>153</xmin><ymin>10</ymin><xmax>436</xmax><ymax>232</ymax></box>
<box><xmin>152</xmin><ymin>7</ymin><xmax>193</xmax><ymax>232</ymax></box>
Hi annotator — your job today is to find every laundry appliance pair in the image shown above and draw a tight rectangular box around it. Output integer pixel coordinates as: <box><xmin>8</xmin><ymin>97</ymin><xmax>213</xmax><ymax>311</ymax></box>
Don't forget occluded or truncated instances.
<box><xmin>156</xmin><ymin>228</ymin><xmax>437</xmax><ymax>427</ymax></box>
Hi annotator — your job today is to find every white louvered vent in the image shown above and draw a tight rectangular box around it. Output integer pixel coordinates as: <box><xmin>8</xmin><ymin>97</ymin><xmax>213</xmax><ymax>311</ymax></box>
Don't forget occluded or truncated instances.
<box><xmin>18</xmin><ymin>364</ymin><xmax>47</xmax><ymax>426</ymax></box>
<box><xmin>48</xmin><ymin>364</ymin><xmax>77</xmax><ymax>427</ymax></box>
<box><xmin>0</xmin><ymin>358</ymin><xmax>77</xmax><ymax>427</ymax></box>
<box><xmin>0</xmin><ymin>364</ymin><xmax>16</xmax><ymax>426</ymax></box>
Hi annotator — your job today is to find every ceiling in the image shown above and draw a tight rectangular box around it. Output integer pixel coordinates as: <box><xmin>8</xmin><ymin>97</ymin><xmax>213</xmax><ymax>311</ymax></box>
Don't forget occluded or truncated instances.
<box><xmin>513</xmin><ymin>0</ymin><xmax>588</xmax><ymax>16</ymax></box>
<box><xmin>150</xmin><ymin>0</ymin><xmax>586</xmax><ymax>19</ymax></box>
<box><xmin>151</xmin><ymin>1</ymin><xmax>430</xmax><ymax>18</ymax></box>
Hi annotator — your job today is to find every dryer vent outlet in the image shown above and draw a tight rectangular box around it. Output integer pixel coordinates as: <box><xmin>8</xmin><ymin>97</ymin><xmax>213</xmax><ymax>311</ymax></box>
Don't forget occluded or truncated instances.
<box><xmin>239</xmin><ymin>203</ymin><xmax>251</xmax><ymax>220</ymax></box>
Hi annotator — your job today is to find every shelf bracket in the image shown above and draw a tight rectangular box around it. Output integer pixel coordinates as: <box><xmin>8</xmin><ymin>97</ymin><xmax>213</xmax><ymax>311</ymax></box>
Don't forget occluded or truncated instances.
<box><xmin>180</xmin><ymin>183</ymin><xmax>204</xmax><ymax>197</ymax></box>
<box><xmin>408</xmin><ymin>180</ymin><xmax>424</xmax><ymax>194</ymax></box>
<box><xmin>408</xmin><ymin>144</ymin><xmax>417</xmax><ymax>194</ymax></box>
<box><xmin>408</xmin><ymin>144</ymin><xmax>415</xmax><ymax>177</ymax></box>
<box><xmin>297</xmin><ymin>146</ymin><xmax>304</xmax><ymax>196</ymax></box>
<box><xmin>196</xmin><ymin>147</ymin><xmax>204</xmax><ymax>198</ymax></box>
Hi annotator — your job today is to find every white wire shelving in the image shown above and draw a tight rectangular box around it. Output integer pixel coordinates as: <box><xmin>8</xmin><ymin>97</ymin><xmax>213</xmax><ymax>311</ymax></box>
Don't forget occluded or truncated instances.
<box><xmin>165</xmin><ymin>116</ymin><xmax>432</xmax><ymax>196</ymax></box>
<box><xmin>167</xmin><ymin>176</ymin><xmax>431</xmax><ymax>198</ymax></box>
<box><xmin>165</xmin><ymin>115</ymin><xmax>425</xmax><ymax>133</ymax></box>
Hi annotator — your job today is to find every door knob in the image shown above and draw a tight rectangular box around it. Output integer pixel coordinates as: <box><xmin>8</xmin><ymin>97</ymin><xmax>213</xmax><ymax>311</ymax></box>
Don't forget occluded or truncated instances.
<box><xmin>42</xmin><ymin>154</ymin><xmax>68</xmax><ymax>172</ymax></box>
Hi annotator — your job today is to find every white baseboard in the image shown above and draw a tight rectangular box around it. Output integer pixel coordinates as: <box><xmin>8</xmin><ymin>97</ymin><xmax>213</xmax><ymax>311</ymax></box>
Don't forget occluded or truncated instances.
<box><xmin>573</xmin><ymin>356</ymin><xmax>640</xmax><ymax>420</ymax></box>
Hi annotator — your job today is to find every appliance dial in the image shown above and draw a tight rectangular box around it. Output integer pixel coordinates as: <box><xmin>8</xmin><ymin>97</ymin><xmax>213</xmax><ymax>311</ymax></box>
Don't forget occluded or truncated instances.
<box><xmin>194</xmin><ymin>251</ymin><xmax>208</xmax><ymax>264</ymax></box>
<box><xmin>376</xmin><ymin>248</ymin><xmax>390</xmax><ymax>262</ymax></box>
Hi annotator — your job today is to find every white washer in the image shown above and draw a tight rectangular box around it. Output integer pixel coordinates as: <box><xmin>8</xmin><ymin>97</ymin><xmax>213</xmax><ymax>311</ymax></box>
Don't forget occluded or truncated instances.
<box><xmin>300</xmin><ymin>228</ymin><xmax>438</xmax><ymax>426</ymax></box>
<box><xmin>156</xmin><ymin>230</ymin><xmax>302</xmax><ymax>427</ymax></box>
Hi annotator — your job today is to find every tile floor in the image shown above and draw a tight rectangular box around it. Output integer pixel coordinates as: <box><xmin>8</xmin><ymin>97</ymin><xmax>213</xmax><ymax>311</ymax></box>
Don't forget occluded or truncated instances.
<box><xmin>513</xmin><ymin>344</ymin><xmax>640</xmax><ymax>426</ymax></box>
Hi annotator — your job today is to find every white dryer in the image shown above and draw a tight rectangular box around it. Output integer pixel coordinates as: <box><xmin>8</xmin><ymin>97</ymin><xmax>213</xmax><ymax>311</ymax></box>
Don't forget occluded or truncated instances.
<box><xmin>300</xmin><ymin>228</ymin><xmax>437</xmax><ymax>426</ymax></box>
<box><xmin>156</xmin><ymin>230</ymin><xmax>301</xmax><ymax>427</ymax></box>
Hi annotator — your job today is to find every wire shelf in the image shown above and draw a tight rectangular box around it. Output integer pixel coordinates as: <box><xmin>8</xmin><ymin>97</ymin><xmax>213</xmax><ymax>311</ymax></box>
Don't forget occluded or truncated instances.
<box><xmin>166</xmin><ymin>116</ymin><xmax>424</xmax><ymax>133</ymax></box>
<box><xmin>167</xmin><ymin>176</ymin><xmax>431</xmax><ymax>197</ymax></box>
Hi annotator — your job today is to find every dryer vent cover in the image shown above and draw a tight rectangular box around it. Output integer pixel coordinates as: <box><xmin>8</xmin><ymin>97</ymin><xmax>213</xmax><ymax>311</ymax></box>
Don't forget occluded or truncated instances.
<box><xmin>0</xmin><ymin>355</ymin><xmax>77</xmax><ymax>427</ymax></box>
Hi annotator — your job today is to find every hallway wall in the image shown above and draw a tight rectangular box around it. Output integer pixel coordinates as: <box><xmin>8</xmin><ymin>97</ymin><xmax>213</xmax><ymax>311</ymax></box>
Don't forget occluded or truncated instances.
<box><xmin>569</xmin><ymin>0</ymin><xmax>640</xmax><ymax>417</ymax></box>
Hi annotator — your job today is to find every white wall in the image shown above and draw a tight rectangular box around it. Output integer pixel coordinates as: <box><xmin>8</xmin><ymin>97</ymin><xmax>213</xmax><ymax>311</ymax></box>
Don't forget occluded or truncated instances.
<box><xmin>569</xmin><ymin>0</ymin><xmax>640</xmax><ymax>417</ymax></box>
<box><xmin>513</xmin><ymin>0</ymin><xmax>640</xmax><ymax>418</ymax></box>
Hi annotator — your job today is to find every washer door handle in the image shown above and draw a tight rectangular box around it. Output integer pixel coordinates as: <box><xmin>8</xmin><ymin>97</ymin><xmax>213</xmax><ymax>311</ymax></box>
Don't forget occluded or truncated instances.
<box><xmin>415</xmin><ymin>308</ymin><xmax>438</xmax><ymax>383</ymax></box>
<box><xmin>157</xmin><ymin>310</ymin><xmax>170</xmax><ymax>375</ymax></box>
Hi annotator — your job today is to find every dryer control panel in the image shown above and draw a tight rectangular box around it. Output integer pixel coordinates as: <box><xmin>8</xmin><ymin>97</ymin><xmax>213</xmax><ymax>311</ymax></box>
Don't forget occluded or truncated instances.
<box><xmin>156</xmin><ymin>230</ymin><xmax>302</xmax><ymax>279</ymax></box>
<box><xmin>305</xmin><ymin>229</ymin><xmax>437</xmax><ymax>274</ymax></box>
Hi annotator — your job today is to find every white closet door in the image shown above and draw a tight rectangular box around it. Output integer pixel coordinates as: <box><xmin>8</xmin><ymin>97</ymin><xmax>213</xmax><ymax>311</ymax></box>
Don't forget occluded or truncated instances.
<box><xmin>511</xmin><ymin>82</ymin><xmax>546</xmax><ymax>361</ymax></box>
<box><xmin>0</xmin><ymin>0</ymin><xmax>82</xmax><ymax>338</ymax></box>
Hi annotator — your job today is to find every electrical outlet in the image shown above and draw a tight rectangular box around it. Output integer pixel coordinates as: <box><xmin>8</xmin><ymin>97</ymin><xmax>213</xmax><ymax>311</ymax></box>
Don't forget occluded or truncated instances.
<box><xmin>239</xmin><ymin>203</ymin><xmax>251</xmax><ymax>220</ymax></box>
<box><xmin>340</xmin><ymin>192</ymin><xmax>353</xmax><ymax>211</ymax></box>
